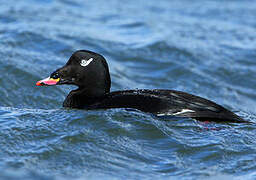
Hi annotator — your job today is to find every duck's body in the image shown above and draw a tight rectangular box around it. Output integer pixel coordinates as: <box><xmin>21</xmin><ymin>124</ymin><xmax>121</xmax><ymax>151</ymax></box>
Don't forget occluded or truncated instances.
<box><xmin>63</xmin><ymin>89</ymin><xmax>244</xmax><ymax>122</ymax></box>
<box><xmin>36</xmin><ymin>50</ymin><xmax>245</xmax><ymax>123</ymax></box>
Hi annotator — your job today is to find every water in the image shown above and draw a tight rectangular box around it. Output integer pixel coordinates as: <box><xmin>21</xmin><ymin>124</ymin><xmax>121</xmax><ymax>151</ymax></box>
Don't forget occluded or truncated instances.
<box><xmin>0</xmin><ymin>0</ymin><xmax>256</xmax><ymax>179</ymax></box>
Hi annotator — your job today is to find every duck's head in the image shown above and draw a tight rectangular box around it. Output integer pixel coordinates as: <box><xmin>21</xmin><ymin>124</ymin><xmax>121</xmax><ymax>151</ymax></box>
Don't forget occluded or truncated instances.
<box><xmin>36</xmin><ymin>50</ymin><xmax>111</xmax><ymax>97</ymax></box>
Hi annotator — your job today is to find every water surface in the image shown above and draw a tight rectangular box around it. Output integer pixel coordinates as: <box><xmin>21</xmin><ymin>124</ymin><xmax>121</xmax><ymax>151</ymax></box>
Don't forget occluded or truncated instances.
<box><xmin>0</xmin><ymin>0</ymin><xmax>256</xmax><ymax>179</ymax></box>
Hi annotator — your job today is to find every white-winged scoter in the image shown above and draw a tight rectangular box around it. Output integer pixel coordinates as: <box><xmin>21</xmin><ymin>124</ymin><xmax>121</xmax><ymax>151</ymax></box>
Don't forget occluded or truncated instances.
<box><xmin>36</xmin><ymin>50</ymin><xmax>245</xmax><ymax>122</ymax></box>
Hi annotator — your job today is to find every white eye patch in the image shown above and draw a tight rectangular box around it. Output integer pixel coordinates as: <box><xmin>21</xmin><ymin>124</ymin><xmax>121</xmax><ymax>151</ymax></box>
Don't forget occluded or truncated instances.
<box><xmin>80</xmin><ymin>58</ymin><xmax>94</xmax><ymax>67</ymax></box>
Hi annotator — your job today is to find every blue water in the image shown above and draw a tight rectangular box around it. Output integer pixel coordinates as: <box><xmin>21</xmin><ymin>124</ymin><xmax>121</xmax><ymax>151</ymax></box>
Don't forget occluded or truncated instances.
<box><xmin>0</xmin><ymin>0</ymin><xmax>256</xmax><ymax>179</ymax></box>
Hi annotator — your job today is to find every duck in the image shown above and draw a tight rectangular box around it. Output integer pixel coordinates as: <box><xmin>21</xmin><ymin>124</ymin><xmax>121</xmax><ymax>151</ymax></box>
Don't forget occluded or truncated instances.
<box><xmin>36</xmin><ymin>50</ymin><xmax>245</xmax><ymax>122</ymax></box>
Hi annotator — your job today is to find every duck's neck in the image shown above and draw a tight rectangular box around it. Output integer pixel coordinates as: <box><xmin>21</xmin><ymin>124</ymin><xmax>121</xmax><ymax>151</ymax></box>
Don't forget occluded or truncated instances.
<box><xmin>63</xmin><ymin>88</ymin><xmax>107</xmax><ymax>108</ymax></box>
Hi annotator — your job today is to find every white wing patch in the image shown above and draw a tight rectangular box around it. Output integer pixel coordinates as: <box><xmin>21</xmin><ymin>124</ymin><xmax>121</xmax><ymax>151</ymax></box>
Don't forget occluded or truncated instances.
<box><xmin>80</xmin><ymin>58</ymin><xmax>94</xmax><ymax>67</ymax></box>
<box><xmin>173</xmin><ymin>109</ymin><xmax>195</xmax><ymax>115</ymax></box>
<box><xmin>157</xmin><ymin>109</ymin><xmax>195</xmax><ymax>116</ymax></box>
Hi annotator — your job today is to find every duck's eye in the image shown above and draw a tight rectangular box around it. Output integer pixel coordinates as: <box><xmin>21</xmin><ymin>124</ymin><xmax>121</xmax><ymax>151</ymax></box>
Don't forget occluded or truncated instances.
<box><xmin>80</xmin><ymin>58</ymin><xmax>94</xmax><ymax>67</ymax></box>
<box><xmin>80</xmin><ymin>60</ymin><xmax>87</xmax><ymax>66</ymax></box>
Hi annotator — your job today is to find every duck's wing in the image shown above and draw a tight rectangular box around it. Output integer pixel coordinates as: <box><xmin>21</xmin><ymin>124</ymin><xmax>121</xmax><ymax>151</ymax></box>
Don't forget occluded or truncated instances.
<box><xmin>150</xmin><ymin>90</ymin><xmax>244</xmax><ymax>122</ymax></box>
<box><xmin>92</xmin><ymin>89</ymin><xmax>245</xmax><ymax>123</ymax></box>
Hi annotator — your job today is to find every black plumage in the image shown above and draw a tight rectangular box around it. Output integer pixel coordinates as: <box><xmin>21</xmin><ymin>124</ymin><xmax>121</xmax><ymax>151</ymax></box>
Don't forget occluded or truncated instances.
<box><xmin>37</xmin><ymin>50</ymin><xmax>245</xmax><ymax>122</ymax></box>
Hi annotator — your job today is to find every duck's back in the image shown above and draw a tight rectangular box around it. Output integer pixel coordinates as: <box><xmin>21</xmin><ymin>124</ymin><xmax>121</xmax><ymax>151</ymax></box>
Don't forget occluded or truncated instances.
<box><xmin>89</xmin><ymin>89</ymin><xmax>244</xmax><ymax>122</ymax></box>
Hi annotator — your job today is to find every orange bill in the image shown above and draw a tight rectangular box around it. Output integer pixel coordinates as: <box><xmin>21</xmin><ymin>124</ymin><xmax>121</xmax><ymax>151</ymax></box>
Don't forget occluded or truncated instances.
<box><xmin>36</xmin><ymin>77</ymin><xmax>60</xmax><ymax>86</ymax></box>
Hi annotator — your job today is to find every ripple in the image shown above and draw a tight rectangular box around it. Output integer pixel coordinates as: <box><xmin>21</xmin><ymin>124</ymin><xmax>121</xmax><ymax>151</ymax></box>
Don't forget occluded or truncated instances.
<box><xmin>1</xmin><ymin>30</ymin><xmax>72</xmax><ymax>55</ymax></box>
